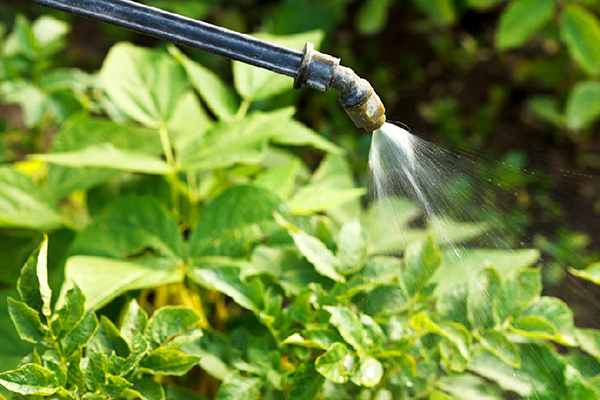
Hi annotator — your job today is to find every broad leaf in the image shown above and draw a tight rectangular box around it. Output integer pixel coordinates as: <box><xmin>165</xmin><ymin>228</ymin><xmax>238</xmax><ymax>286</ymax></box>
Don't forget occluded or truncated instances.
<box><xmin>170</xmin><ymin>45</ymin><xmax>240</xmax><ymax>121</ymax></box>
<box><xmin>44</xmin><ymin>117</ymin><xmax>162</xmax><ymax>198</ymax></box>
<box><xmin>315</xmin><ymin>342</ymin><xmax>355</xmax><ymax>384</ymax></box>
<box><xmin>512</xmin><ymin>297</ymin><xmax>576</xmax><ymax>345</ymax></box>
<box><xmin>351</xmin><ymin>357</ymin><xmax>383</xmax><ymax>387</ymax></box>
<box><xmin>178</xmin><ymin>109</ymin><xmax>293</xmax><ymax>171</ymax></box>
<box><xmin>467</xmin><ymin>267</ymin><xmax>500</xmax><ymax>329</ymax></box>
<box><xmin>325</xmin><ymin>306</ymin><xmax>365</xmax><ymax>354</ymax></box>
<box><xmin>412</xmin><ymin>0</ymin><xmax>456</xmax><ymax>26</ymax></box>
<box><xmin>7</xmin><ymin>298</ymin><xmax>47</xmax><ymax>344</ymax></box>
<box><xmin>0</xmin><ymin>167</ymin><xmax>62</xmax><ymax>230</ymax></box>
<box><xmin>287</xmin><ymin>363</ymin><xmax>325</xmax><ymax>400</ymax></box>
<box><xmin>570</xmin><ymin>262</ymin><xmax>600</xmax><ymax>284</ymax></box>
<box><xmin>434</xmin><ymin>249</ymin><xmax>540</xmax><ymax>295</ymax></box>
<box><xmin>145</xmin><ymin>306</ymin><xmax>200</xmax><ymax>349</ymax></box>
<box><xmin>131</xmin><ymin>377</ymin><xmax>165</xmax><ymax>400</ymax></box>
<box><xmin>561</xmin><ymin>5</ymin><xmax>600</xmax><ymax>75</ymax></box>
<box><xmin>576</xmin><ymin>329</ymin><xmax>600</xmax><ymax>360</ymax></box>
<box><xmin>100</xmin><ymin>42</ymin><xmax>188</xmax><ymax>127</ymax></box>
<box><xmin>34</xmin><ymin>144</ymin><xmax>173</xmax><ymax>175</ymax></box>
<box><xmin>437</xmin><ymin>374</ymin><xmax>502</xmax><ymax>400</ymax></box>
<box><xmin>271</xmin><ymin>120</ymin><xmax>343</xmax><ymax>154</ymax></box>
<box><xmin>141</xmin><ymin>348</ymin><xmax>199</xmax><ymax>376</ymax></box>
<box><xmin>17</xmin><ymin>237</ymin><xmax>50</xmax><ymax>315</ymax></box>
<box><xmin>0</xmin><ymin>364</ymin><xmax>59</xmax><ymax>396</ymax></box>
<box><xmin>189</xmin><ymin>185</ymin><xmax>282</xmax><ymax>258</ymax></box>
<box><xmin>121</xmin><ymin>299</ymin><xmax>149</xmax><ymax>346</ymax></box>
<box><xmin>287</xmin><ymin>228</ymin><xmax>345</xmax><ymax>282</ymax></box>
<box><xmin>233</xmin><ymin>31</ymin><xmax>324</xmax><ymax>101</ymax></box>
<box><xmin>336</xmin><ymin>220</ymin><xmax>368</xmax><ymax>274</ymax></box>
<box><xmin>255</xmin><ymin>158</ymin><xmax>301</xmax><ymax>200</ymax></box>
<box><xmin>402</xmin><ymin>236</ymin><xmax>441</xmax><ymax>297</ymax></box>
<box><xmin>61</xmin><ymin>310</ymin><xmax>98</xmax><ymax>356</ymax></box>
<box><xmin>189</xmin><ymin>266</ymin><xmax>262</xmax><ymax>313</ymax></box>
<box><xmin>63</xmin><ymin>256</ymin><xmax>182</xmax><ymax>310</ymax></box>
<box><xmin>565</xmin><ymin>81</ymin><xmax>600</xmax><ymax>130</ymax></box>
<box><xmin>496</xmin><ymin>0</ymin><xmax>556</xmax><ymax>49</ymax></box>
<box><xmin>493</xmin><ymin>268</ymin><xmax>542</xmax><ymax>323</ymax></box>
<box><xmin>215</xmin><ymin>373</ymin><xmax>262</xmax><ymax>400</ymax></box>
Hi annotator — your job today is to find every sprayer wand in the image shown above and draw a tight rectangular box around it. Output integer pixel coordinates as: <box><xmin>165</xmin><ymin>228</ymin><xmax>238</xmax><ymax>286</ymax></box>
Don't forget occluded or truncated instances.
<box><xmin>25</xmin><ymin>0</ymin><xmax>386</xmax><ymax>131</ymax></box>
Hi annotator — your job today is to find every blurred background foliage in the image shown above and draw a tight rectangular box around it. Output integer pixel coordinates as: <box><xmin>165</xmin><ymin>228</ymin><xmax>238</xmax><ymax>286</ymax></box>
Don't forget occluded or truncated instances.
<box><xmin>1</xmin><ymin>0</ymin><xmax>599</xmax><ymax>312</ymax></box>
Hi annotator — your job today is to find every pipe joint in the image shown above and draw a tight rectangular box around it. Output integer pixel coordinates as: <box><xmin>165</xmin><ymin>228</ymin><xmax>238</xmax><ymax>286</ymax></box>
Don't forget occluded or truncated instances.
<box><xmin>294</xmin><ymin>42</ymin><xmax>386</xmax><ymax>132</ymax></box>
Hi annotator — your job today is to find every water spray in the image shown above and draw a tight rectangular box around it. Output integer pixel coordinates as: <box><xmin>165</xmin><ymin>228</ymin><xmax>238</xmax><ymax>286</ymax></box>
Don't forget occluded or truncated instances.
<box><xmin>26</xmin><ymin>0</ymin><xmax>386</xmax><ymax>132</ymax></box>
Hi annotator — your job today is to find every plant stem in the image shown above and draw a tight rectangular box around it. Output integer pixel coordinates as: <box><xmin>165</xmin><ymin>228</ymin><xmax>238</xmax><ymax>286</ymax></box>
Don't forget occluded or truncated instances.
<box><xmin>158</xmin><ymin>124</ymin><xmax>180</xmax><ymax>217</ymax></box>
<box><xmin>235</xmin><ymin>98</ymin><xmax>251</xmax><ymax>120</ymax></box>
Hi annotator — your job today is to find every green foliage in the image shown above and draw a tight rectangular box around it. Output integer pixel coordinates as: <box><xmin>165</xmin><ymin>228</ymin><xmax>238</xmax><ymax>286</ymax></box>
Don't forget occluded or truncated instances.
<box><xmin>0</xmin><ymin>12</ymin><xmax>599</xmax><ymax>400</ymax></box>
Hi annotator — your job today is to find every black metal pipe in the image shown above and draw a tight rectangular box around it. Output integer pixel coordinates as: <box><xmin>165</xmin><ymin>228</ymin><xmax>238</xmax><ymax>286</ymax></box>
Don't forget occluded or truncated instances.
<box><xmin>25</xmin><ymin>0</ymin><xmax>303</xmax><ymax>78</ymax></box>
<box><xmin>25</xmin><ymin>0</ymin><xmax>386</xmax><ymax>130</ymax></box>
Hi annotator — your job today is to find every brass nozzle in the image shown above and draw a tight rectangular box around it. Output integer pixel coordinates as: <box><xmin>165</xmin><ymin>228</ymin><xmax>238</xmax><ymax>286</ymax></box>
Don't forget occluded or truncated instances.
<box><xmin>333</xmin><ymin>66</ymin><xmax>386</xmax><ymax>132</ymax></box>
<box><xmin>294</xmin><ymin>43</ymin><xmax>386</xmax><ymax>132</ymax></box>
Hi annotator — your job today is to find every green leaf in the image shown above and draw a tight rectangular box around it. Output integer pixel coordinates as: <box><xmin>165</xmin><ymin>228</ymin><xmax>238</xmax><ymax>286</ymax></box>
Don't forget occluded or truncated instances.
<box><xmin>169</xmin><ymin>45</ymin><xmax>240</xmax><ymax>121</ymax></box>
<box><xmin>189</xmin><ymin>266</ymin><xmax>262</xmax><ymax>313</ymax></box>
<box><xmin>361</xmin><ymin>286</ymin><xmax>407</xmax><ymax>316</ymax></box>
<box><xmin>467</xmin><ymin>267</ymin><xmax>501</xmax><ymax>329</ymax></box>
<box><xmin>178</xmin><ymin>109</ymin><xmax>293</xmax><ymax>172</ymax></box>
<box><xmin>89</xmin><ymin>316</ymin><xmax>131</xmax><ymax>358</ymax></box>
<box><xmin>120</xmin><ymin>331</ymin><xmax>149</xmax><ymax>375</ymax></box>
<box><xmin>301</xmin><ymin>154</ymin><xmax>362</xmax><ymax>222</ymax></box>
<box><xmin>145</xmin><ymin>306</ymin><xmax>200</xmax><ymax>349</ymax></box>
<box><xmin>527</xmin><ymin>96</ymin><xmax>565</xmax><ymax>127</ymax></box>
<box><xmin>0</xmin><ymin>364</ymin><xmax>59</xmax><ymax>396</ymax></box>
<box><xmin>0</xmin><ymin>290</ymin><xmax>34</xmax><ymax>373</ymax></box>
<box><xmin>131</xmin><ymin>377</ymin><xmax>165</xmax><ymax>400</ymax></box>
<box><xmin>56</xmin><ymin>284</ymin><xmax>86</xmax><ymax>334</ymax></box>
<box><xmin>141</xmin><ymin>348</ymin><xmax>199</xmax><ymax>376</ymax></box>
<box><xmin>336</xmin><ymin>220</ymin><xmax>368</xmax><ymax>274</ymax></box>
<box><xmin>512</xmin><ymin>297</ymin><xmax>576</xmax><ymax>345</ymax></box>
<box><xmin>479</xmin><ymin>331</ymin><xmax>521</xmax><ymax>368</ymax></box>
<box><xmin>215</xmin><ymin>373</ymin><xmax>262</xmax><ymax>400</ymax></box>
<box><xmin>100</xmin><ymin>42</ymin><xmax>187</xmax><ymax>127</ymax></box>
<box><xmin>351</xmin><ymin>357</ymin><xmax>383</xmax><ymax>387</ymax></box>
<box><xmin>496</xmin><ymin>0</ymin><xmax>556</xmax><ymax>49</ymax></box>
<box><xmin>493</xmin><ymin>268</ymin><xmax>541</xmax><ymax>323</ymax></box>
<box><xmin>571</xmin><ymin>262</ymin><xmax>600</xmax><ymax>284</ymax></box>
<box><xmin>576</xmin><ymin>329</ymin><xmax>600</xmax><ymax>360</ymax></box>
<box><xmin>45</xmin><ymin>117</ymin><xmax>162</xmax><ymax>198</ymax></box>
<box><xmin>0</xmin><ymin>167</ymin><xmax>62</xmax><ymax>230</ymax></box>
<box><xmin>469</xmin><ymin>351</ymin><xmax>532</xmax><ymax>396</ymax></box>
<box><xmin>287</xmin><ymin>363</ymin><xmax>325</xmax><ymax>400</ymax></box>
<box><xmin>402</xmin><ymin>236</ymin><xmax>441</xmax><ymax>297</ymax></box>
<box><xmin>286</xmin><ymin>228</ymin><xmax>345</xmax><ymax>283</ymax></box>
<box><xmin>248</xmin><ymin>246</ymin><xmax>329</xmax><ymax>297</ymax></box>
<box><xmin>102</xmin><ymin>374</ymin><xmax>133</xmax><ymax>397</ymax></box>
<box><xmin>189</xmin><ymin>185</ymin><xmax>282</xmax><ymax>258</ymax></box>
<box><xmin>255</xmin><ymin>158</ymin><xmax>301</xmax><ymax>199</ymax></box>
<box><xmin>412</xmin><ymin>313</ymin><xmax>471</xmax><ymax>359</ymax></box>
<box><xmin>325</xmin><ymin>306</ymin><xmax>365</xmax><ymax>354</ymax></box>
<box><xmin>61</xmin><ymin>310</ymin><xmax>98</xmax><ymax>356</ymax></box>
<box><xmin>167</xmin><ymin>90</ymin><xmax>212</xmax><ymax>153</ymax></box>
<box><xmin>437</xmin><ymin>374</ymin><xmax>502</xmax><ymax>400</ymax></box>
<box><xmin>34</xmin><ymin>145</ymin><xmax>173</xmax><ymax>175</ymax></box>
<box><xmin>412</xmin><ymin>0</ymin><xmax>456</xmax><ymax>26</ymax></box>
<box><xmin>233</xmin><ymin>31</ymin><xmax>323</xmax><ymax>101</ymax></box>
<box><xmin>121</xmin><ymin>299</ymin><xmax>149</xmax><ymax>346</ymax></box>
<box><xmin>561</xmin><ymin>5</ymin><xmax>600</xmax><ymax>75</ymax></box>
<box><xmin>270</xmin><ymin>120</ymin><xmax>343</xmax><ymax>154</ymax></box>
<box><xmin>288</xmin><ymin>188</ymin><xmax>366</xmax><ymax>214</ymax></box>
<box><xmin>7</xmin><ymin>298</ymin><xmax>47</xmax><ymax>344</ymax></box>
<box><xmin>467</xmin><ymin>0</ymin><xmax>504</xmax><ymax>10</ymax></box>
<box><xmin>85</xmin><ymin>351</ymin><xmax>108</xmax><ymax>392</ymax></box>
<box><xmin>17</xmin><ymin>237</ymin><xmax>50</xmax><ymax>315</ymax></box>
<box><xmin>356</xmin><ymin>0</ymin><xmax>392</xmax><ymax>35</ymax></box>
<box><xmin>315</xmin><ymin>342</ymin><xmax>355</xmax><ymax>384</ymax></box>
<box><xmin>67</xmin><ymin>196</ymin><xmax>185</xmax><ymax>307</ymax></box>
<box><xmin>565</xmin><ymin>82</ymin><xmax>600</xmax><ymax>130</ymax></box>
<box><xmin>434</xmin><ymin>249</ymin><xmax>540</xmax><ymax>295</ymax></box>
<box><xmin>63</xmin><ymin>256</ymin><xmax>181</xmax><ymax>310</ymax></box>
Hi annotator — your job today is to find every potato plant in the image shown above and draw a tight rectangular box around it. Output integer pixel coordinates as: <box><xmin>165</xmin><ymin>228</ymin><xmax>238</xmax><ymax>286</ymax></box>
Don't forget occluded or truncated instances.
<box><xmin>0</xmin><ymin>14</ymin><xmax>600</xmax><ymax>400</ymax></box>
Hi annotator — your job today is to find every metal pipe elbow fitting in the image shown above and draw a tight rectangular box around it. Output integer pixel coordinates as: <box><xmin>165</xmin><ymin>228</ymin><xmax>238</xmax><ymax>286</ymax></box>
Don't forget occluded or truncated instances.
<box><xmin>293</xmin><ymin>43</ymin><xmax>386</xmax><ymax>132</ymax></box>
